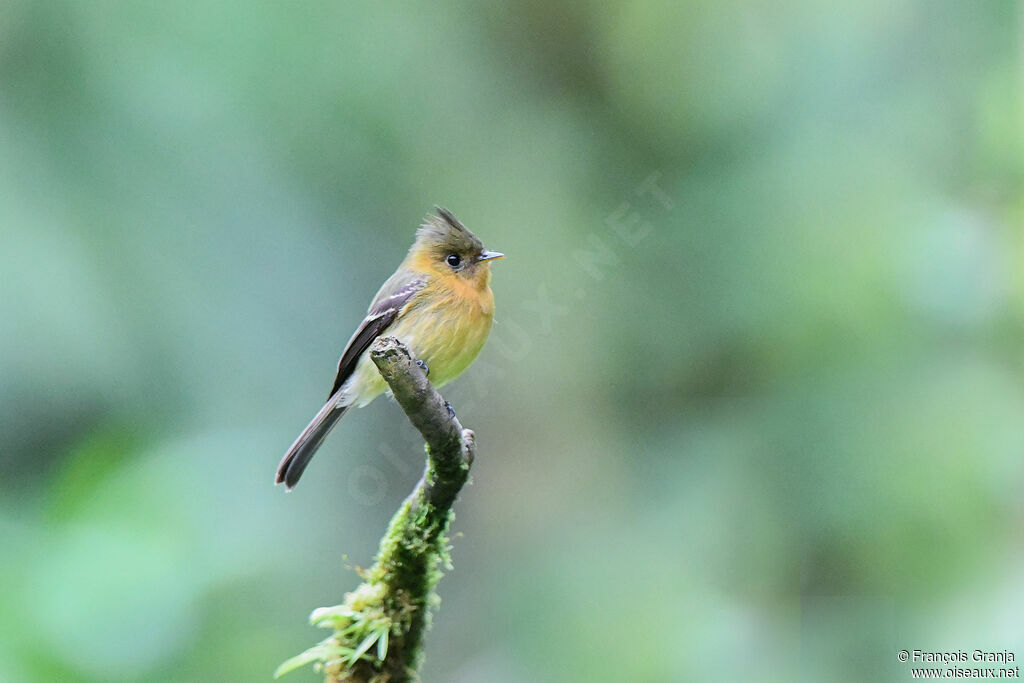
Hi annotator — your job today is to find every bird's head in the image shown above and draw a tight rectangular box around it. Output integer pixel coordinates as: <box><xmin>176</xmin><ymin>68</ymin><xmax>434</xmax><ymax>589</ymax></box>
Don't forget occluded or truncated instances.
<box><xmin>409</xmin><ymin>207</ymin><xmax>504</xmax><ymax>286</ymax></box>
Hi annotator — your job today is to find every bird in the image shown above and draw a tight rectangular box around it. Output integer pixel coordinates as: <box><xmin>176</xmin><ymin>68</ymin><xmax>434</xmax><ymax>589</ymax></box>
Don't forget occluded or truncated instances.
<box><xmin>275</xmin><ymin>208</ymin><xmax>504</xmax><ymax>490</ymax></box>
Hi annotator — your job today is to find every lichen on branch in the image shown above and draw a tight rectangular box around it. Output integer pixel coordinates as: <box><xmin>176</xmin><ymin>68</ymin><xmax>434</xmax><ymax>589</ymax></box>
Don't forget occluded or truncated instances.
<box><xmin>276</xmin><ymin>337</ymin><xmax>476</xmax><ymax>683</ymax></box>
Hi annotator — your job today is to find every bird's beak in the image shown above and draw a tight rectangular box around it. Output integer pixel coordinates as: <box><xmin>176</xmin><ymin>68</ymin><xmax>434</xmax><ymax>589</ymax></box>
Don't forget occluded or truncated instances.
<box><xmin>477</xmin><ymin>250</ymin><xmax>505</xmax><ymax>262</ymax></box>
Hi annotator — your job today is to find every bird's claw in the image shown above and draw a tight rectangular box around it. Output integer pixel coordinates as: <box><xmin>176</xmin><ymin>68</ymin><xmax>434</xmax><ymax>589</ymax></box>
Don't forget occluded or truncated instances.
<box><xmin>416</xmin><ymin>359</ymin><xmax>429</xmax><ymax>377</ymax></box>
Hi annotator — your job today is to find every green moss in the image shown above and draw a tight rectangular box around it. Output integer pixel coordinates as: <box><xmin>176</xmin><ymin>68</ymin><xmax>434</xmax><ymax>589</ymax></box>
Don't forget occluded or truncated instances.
<box><xmin>276</xmin><ymin>497</ymin><xmax>458</xmax><ymax>682</ymax></box>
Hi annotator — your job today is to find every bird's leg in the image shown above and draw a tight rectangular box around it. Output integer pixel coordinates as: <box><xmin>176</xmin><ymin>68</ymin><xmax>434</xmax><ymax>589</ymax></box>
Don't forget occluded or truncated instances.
<box><xmin>415</xmin><ymin>359</ymin><xmax>429</xmax><ymax>377</ymax></box>
<box><xmin>444</xmin><ymin>401</ymin><xmax>456</xmax><ymax>419</ymax></box>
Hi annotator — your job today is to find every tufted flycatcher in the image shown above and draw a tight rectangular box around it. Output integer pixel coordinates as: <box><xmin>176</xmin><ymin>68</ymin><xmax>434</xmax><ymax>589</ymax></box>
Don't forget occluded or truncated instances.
<box><xmin>275</xmin><ymin>208</ymin><xmax>503</xmax><ymax>490</ymax></box>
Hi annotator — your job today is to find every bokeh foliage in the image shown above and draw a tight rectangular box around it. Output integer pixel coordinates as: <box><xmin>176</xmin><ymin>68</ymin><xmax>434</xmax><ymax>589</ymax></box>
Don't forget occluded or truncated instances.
<box><xmin>1</xmin><ymin>2</ymin><xmax>1022</xmax><ymax>681</ymax></box>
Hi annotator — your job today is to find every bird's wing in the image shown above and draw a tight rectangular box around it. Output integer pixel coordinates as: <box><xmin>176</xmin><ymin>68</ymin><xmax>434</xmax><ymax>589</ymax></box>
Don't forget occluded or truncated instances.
<box><xmin>328</xmin><ymin>270</ymin><xmax>427</xmax><ymax>397</ymax></box>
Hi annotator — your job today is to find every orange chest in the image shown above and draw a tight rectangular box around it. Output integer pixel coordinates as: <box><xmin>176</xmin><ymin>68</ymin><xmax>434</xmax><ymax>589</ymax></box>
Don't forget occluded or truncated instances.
<box><xmin>394</xmin><ymin>277</ymin><xmax>494</xmax><ymax>386</ymax></box>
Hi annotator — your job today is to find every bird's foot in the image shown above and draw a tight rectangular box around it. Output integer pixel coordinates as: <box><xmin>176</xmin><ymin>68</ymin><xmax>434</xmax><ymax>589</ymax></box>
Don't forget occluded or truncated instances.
<box><xmin>416</xmin><ymin>359</ymin><xmax>429</xmax><ymax>377</ymax></box>
<box><xmin>445</xmin><ymin>401</ymin><xmax>456</xmax><ymax>419</ymax></box>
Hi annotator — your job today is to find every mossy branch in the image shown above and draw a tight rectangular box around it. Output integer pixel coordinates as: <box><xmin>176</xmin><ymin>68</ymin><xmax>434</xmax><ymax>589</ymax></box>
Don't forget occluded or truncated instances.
<box><xmin>276</xmin><ymin>336</ymin><xmax>476</xmax><ymax>683</ymax></box>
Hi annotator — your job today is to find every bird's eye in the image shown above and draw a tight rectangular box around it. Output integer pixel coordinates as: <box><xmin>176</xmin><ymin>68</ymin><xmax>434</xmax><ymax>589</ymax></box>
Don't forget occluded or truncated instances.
<box><xmin>446</xmin><ymin>253</ymin><xmax>462</xmax><ymax>268</ymax></box>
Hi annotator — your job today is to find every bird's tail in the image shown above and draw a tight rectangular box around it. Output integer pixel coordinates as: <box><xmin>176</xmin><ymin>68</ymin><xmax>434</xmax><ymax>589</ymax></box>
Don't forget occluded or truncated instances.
<box><xmin>276</xmin><ymin>393</ymin><xmax>349</xmax><ymax>490</ymax></box>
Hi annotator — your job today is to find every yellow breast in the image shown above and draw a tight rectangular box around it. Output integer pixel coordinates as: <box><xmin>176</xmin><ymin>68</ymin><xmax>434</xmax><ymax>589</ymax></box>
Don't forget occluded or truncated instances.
<box><xmin>343</xmin><ymin>275</ymin><xmax>495</xmax><ymax>406</ymax></box>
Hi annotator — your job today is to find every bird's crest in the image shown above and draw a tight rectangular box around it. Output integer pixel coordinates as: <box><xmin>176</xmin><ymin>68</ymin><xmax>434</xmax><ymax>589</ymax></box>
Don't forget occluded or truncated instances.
<box><xmin>415</xmin><ymin>207</ymin><xmax>484</xmax><ymax>254</ymax></box>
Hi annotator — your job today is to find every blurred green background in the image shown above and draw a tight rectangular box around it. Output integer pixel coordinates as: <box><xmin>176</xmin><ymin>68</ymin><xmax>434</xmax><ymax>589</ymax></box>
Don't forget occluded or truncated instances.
<box><xmin>2</xmin><ymin>1</ymin><xmax>1023</xmax><ymax>681</ymax></box>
